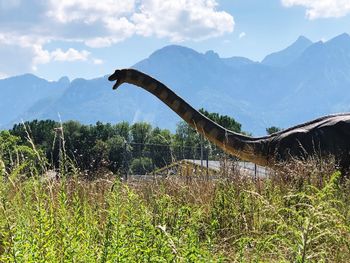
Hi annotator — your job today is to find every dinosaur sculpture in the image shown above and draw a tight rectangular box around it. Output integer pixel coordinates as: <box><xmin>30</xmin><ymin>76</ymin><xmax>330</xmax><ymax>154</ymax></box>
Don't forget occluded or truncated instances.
<box><xmin>108</xmin><ymin>68</ymin><xmax>350</xmax><ymax>172</ymax></box>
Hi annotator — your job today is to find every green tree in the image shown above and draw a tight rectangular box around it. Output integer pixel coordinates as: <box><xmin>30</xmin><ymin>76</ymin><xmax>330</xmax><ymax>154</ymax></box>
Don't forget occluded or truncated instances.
<box><xmin>91</xmin><ymin>139</ymin><xmax>109</xmax><ymax>171</ymax></box>
<box><xmin>11</xmin><ymin>120</ymin><xmax>59</xmax><ymax>164</ymax></box>
<box><xmin>107</xmin><ymin>135</ymin><xmax>131</xmax><ymax>173</ymax></box>
<box><xmin>173</xmin><ymin>109</ymin><xmax>244</xmax><ymax>160</ymax></box>
<box><xmin>93</xmin><ymin>121</ymin><xmax>114</xmax><ymax>141</ymax></box>
<box><xmin>114</xmin><ymin>121</ymin><xmax>130</xmax><ymax>142</ymax></box>
<box><xmin>0</xmin><ymin>130</ymin><xmax>45</xmax><ymax>176</ymax></box>
<box><xmin>131</xmin><ymin>122</ymin><xmax>152</xmax><ymax>158</ymax></box>
<box><xmin>131</xmin><ymin>122</ymin><xmax>152</xmax><ymax>144</ymax></box>
<box><xmin>199</xmin><ymin>108</ymin><xmax>242</xmax><ymax>133</ymax></box>
<box><xmin>11</xmin><ymin>119</ymin><xmax>58</xmax><ymax>145</ymax></box>
<box><xmin>172</xmin><ymin>121</ymin><xmax>202</xmax><ymax>160</ymax></box>
<box><xmin>147</xmin><ymin>128</ymin><xmax>173</xmax><ymax>169</ymax></box>
<box><xmin>0</xmin><ymin>130</ymin><xmax>20</xmax><ymax>170</ymax></box>
<box><xmin>62</xmin><ymin>121</ymin><xmax>88</xmax><ymax>169</ymax></box>
<box><xmin>266</xmin><ymin>126</ymin><xmax>281</xmax><ymax>135</ymax></box>
<box><xmin>130</xmin><ymin>157</ymin><xmax>153</xmax><ymax>175</ymax></box>
<box><xmin>173</xmin><ymin>121</ymin><xmax>200</xmax><ymax>146</ymax></box>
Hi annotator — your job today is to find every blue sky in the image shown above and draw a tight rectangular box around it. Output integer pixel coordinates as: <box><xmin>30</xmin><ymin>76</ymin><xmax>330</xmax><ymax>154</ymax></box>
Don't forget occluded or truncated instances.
<box><xmin>1</xmin><ymin>0</ymin><xmax>350</xmax><ymax>80</ymax></box>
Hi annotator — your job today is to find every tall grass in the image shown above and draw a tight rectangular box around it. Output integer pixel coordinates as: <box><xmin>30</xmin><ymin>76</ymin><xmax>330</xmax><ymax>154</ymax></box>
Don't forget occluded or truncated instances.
<box><xmin>0</xmin><ymin>155</ymin><xmax>349</xmax><ymax>261</ymax></box>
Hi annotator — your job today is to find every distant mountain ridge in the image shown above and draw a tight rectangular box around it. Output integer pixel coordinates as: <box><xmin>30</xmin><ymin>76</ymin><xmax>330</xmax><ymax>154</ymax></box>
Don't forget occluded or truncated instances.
<box><xmin>262</xmin><ymin>36</ymin><xmax>312</xmax><ymax>67</ymax></box>
<box><xmin>2</xmin><ymin>33</ymin><xmax>350</xmax><ymax>135</ymax></box>
<box><xmin>0</xmin><ymin>74</ymin><xmax>69</xmax><ymax>127</ymax></box>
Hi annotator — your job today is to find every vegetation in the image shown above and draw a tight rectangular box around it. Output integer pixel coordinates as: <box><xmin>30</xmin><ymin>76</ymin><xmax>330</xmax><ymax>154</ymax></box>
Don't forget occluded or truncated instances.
<box><xmin>8</xmin><ymin>110</ymin><xmax>242</xmax><ymax>177</ymax></box>
<box><xmin>266</xmin><ymin>126</ymin><xmax>282</xmax><ymax>135</ymax></box>
<box><xmin>0</xmin><ymin>154</ymin><xmax>349</xmax><ymax>261</ymax></box>
<box><xmin>1</xmin><ymin>116</ymin><xmax>349</xmax><ymax>261</ymax></box>
<box><xmin>199</xmin><ymin>108</ymin><xmax>242</xmax><ymax>133</ymax></box>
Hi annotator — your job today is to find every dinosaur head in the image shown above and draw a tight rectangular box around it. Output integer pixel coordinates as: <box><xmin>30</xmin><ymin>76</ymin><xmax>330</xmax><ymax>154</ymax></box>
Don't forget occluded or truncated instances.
<box><xmin>108</xmin><ymin>69</ymin><xmax>124</xmax><ymax>89</ymax></box>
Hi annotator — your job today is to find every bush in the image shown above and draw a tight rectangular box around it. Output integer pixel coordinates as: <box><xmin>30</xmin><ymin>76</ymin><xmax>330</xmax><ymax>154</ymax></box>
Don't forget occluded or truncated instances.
<box><xmin>130</xmin><ymin>157</ymin><xmax>153</xmax><ymax>175</ymax></box>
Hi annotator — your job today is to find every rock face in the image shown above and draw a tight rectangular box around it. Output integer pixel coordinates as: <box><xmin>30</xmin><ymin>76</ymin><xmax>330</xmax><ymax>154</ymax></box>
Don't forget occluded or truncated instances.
<box><xmin>2</xmin><ymin>33</ymin><xmax>350</xmax><ymax>135</ymax></box>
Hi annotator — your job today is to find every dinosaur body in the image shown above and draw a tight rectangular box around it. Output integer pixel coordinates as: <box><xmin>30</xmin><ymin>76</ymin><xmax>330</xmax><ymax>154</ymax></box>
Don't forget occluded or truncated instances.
<box><xmin>108</xmin><ymin>69</ymin><xmax>350</xmax><ymax>171</ymax></box>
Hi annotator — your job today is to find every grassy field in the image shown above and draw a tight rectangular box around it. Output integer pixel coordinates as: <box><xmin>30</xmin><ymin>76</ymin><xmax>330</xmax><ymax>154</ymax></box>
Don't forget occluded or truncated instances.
<box><xmin>0</xmin><ymin>160</ymin><xmax>350</xmax><ymax>262</ymax></box>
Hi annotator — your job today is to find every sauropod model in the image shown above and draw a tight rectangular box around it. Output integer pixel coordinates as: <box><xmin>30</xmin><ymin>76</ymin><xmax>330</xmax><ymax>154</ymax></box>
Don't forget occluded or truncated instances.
<box><xmin>109</xmin><ymin>68</ymin><xmax>350</xmax><ymax>172</ymax></box>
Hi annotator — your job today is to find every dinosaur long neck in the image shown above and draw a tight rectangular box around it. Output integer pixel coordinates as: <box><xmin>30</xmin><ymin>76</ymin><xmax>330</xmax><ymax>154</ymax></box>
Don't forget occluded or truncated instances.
<box><xmin>115</xmin><ymin>69</ymin><xmax>270</xmax><ymax>167</ymax></box>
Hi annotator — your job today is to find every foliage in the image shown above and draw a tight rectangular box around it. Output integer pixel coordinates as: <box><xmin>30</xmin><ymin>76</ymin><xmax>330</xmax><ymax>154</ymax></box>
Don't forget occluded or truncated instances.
<box><xmin>130</xmin><ymin>157</ymin><xmax>153</xmax><ymax>175</ymax></box>
<box><xmin>266</xmin><ymin>126</ymin><xmax>282</xmax><ymax>135</ymax></box>
<box><xmin>0</xmin><ymin>130</ymin><xmax>45</xmax><ymax>177</ymax></box>
<box><xmin>199</xmin><ymin>108</ymin><xmax>242</xmax><ymax>133</ymax></box>
<box><xmin>147</xmin><ymin>128</ymin><xmax>172</xmax><ymax>169</ymax></box>
<box><xmin>8</xmin><ymin>111</ymin><xmax>243</xmax><ymax>175</ymax></box>
<box><xmin>0</xmin><ymin>157</ymin><xmax>349</xmax><ymax>262</ymax></box>
<box><xmin>0</xmin><ymin>176</ymin><xmax>219</xmax><ymax>262</ymax></box>
<box><xmin>3</xmin><ymin>112</ymin><xmax>350</xmax><ymax>261</ymax></box>
<box><xmin>209</xmin><ymin>171</ymin><xmax>350</xmax><ymax>261</ymax></box>
<box><xmin>173</xmin><ymin>121</ymin><xmax>201</xmax><ymax>148</ymax></box>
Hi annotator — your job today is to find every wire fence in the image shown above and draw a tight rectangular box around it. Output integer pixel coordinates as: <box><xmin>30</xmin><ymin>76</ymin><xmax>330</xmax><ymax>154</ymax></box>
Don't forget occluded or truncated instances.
<box><xmin>121</xmin><ymin>142</ymin><xmax>269</xmax><ymax>180</ymax></box>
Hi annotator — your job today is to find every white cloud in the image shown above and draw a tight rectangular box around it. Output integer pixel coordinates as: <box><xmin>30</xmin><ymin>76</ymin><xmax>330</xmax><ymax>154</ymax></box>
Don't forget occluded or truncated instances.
<box><xmin>282</xmin><ymin>0</ymin><xmax>350</xmax><ymax>19</ymax></box>
<box><xmin>85</xmin><ymin>38</ymin><xmax>113</xmax><ymax>48</ymax></box>
<box><xmin>85</xmin><ymin>17</ymin><xmax>136</xmax><ymax>48</ymax></box>
<box><xmin>0</xmin><ymin>33</ymin><xmax>92</xmax><ymax>72</ymax></box>
<box><xmin>2</xmin><ymin>0</ymin><xmax>234</xmax><ymax>44</ymax></box>
<box><xmin>93</xmin><ymin>58</ymin><xmax>104</xmax><ymax>65</ymax></box>
<box><xmin>0</xmin><ymin>0</ymin><xmax>234</xmax><ymax>75</ymax></box>
<box><xmin>132</xmin><ymin>0</ymin><xmax>234</xmax><ymax>42</ymax></box>
<box><xmin>0</xmin><ymin>33</ymin><xmax>51</xmax><ymax>72</ymax></box>
<box><xmin>47</xmin><ymin>0</ymin><xmax>136</xmax><ymax>24</ymax></box>
<box><xmin>0</xmin><ymin>72</ymin><xmax>8</xmax><ymax>79</ymax></box>
<box><xmin>239</xmin><ymin>32</ymin><xmax>246</xmax><ymax>39</ymax></box>
<box><xmin>46</xmin><ymin>0</ymin><xmax>234</xmax><ymax>44</ymax></box>
<box><xmin>0</xmin><ymin>34</ymin><xmax>90</xmax><ymax>71</ymax></box>
<box><xmin>51</xmin><ymin>48</ymin><xmax>90</xmax><ymax>62</ymax></box>
<box><xmin>32</xmin><ymin>44</ymin><xmax>51</xmax><ymax>70</ymax></box>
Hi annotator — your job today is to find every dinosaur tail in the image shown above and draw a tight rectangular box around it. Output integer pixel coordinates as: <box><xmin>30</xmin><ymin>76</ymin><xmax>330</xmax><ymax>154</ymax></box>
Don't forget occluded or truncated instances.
<box><xmin>109</xmin><ymin>68</ymin><xmax>270</xmax><ymax>166</ymax></box>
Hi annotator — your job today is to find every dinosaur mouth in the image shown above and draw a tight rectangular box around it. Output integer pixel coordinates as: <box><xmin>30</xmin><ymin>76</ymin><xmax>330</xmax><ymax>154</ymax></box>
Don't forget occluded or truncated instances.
<box><xmin>108</xmin><ymin>70</ymin><xmax>122</xmax><ymax>89</ymax></box>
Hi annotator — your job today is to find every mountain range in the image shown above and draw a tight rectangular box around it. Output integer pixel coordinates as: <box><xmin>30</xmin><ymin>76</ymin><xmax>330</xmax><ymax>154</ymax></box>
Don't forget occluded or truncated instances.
<box><xmin>2</xmin><ymin>33</ymin><xmax>350</xmax><ymax>135</ymax></box>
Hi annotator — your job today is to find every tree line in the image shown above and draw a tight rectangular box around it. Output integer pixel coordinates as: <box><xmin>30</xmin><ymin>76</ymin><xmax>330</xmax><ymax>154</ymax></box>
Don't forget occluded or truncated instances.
<box><xmin>0</xmin><ymin>109</ymin><xmax>280</xmax><ymax>177</ymax></box>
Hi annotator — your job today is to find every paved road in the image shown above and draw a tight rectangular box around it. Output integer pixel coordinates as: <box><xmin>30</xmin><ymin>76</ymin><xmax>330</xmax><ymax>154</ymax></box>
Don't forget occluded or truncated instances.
<box><xmin>184</xmin><ymin>159</ymin><xmax>269</xmax><ymax>177</ymax></box>
<box><xmin>128</xmin><ymin>160</ymin><xmax>270</xmax><ymax>180</ymax></box>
